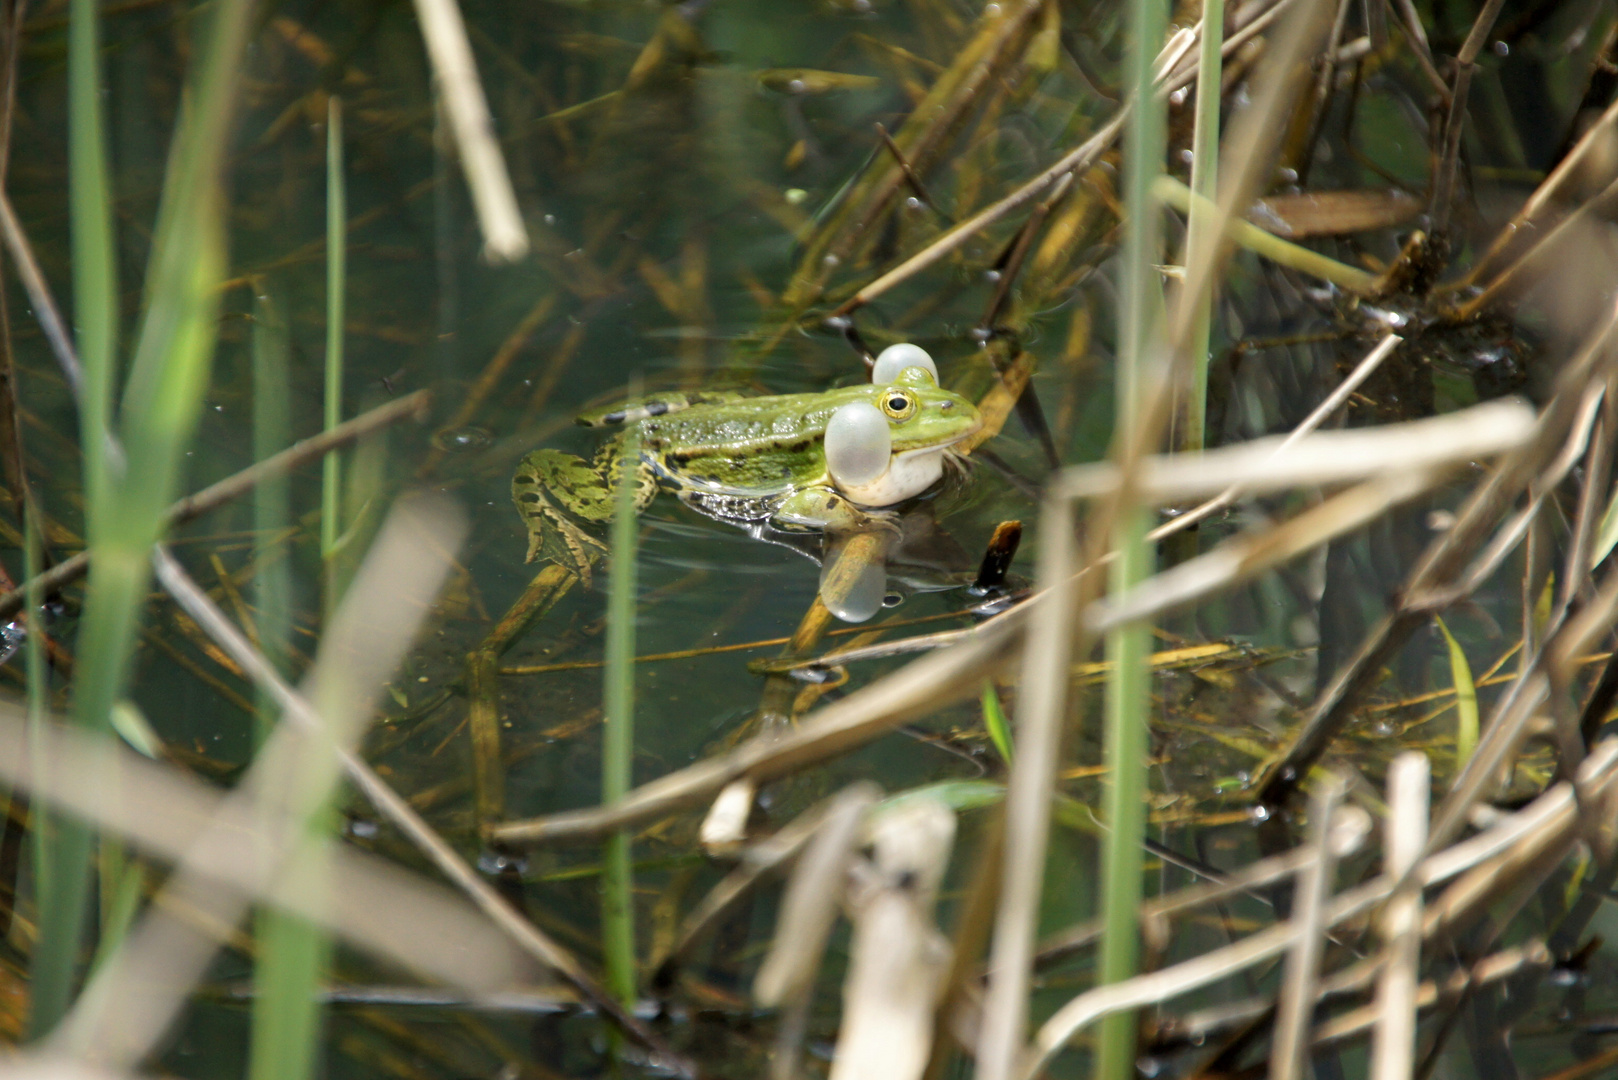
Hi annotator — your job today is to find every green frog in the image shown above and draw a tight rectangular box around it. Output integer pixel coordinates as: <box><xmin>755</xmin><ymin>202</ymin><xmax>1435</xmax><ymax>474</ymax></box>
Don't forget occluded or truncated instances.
<box><xmin>512</xmin><ymin>345</ymin><xmax>982</xmax><ymax>584</ymax></box>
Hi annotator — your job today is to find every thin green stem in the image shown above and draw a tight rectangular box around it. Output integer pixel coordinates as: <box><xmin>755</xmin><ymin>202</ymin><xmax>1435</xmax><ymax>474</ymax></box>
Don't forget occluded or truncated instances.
<box><xmin>602</xmin><ymin>415</ymin><xmax>640</xmax><ymax>1007</ymax></box>
<box><xmin>69</xmin><ymin>0</ymin><xmax>116</xmax><ymax>522</ymax></box>
<box><xmin>44</xmin><ymin>0</ymin><xmax>254</xmax><ymax>1032</ymax></box>
<box><xmin>28</xmin><ymin>0</ymin><xmax>120</xmax><ymax>1035</ymax></box>
<box><xmin>322</xmin><ymin>96</ymin><xmax>346</xmax><ymax>613</ymax></box>
<box><xmin>248</xmin><ymin>284</ymin><xmax>327</xmax><ymax>1080</ymax></box>
<box><xmin>1096</xmin><ymin>0</ymin><xmax>1166</xmax><ymax>1074</ymax></box>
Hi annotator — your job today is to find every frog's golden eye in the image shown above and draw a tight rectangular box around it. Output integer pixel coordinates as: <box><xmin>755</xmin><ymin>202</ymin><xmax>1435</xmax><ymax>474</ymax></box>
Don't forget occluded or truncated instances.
<box><xmin>880</xmin><ymin>389</ymin><xmax>917</xmax><ymax>420</ymax></box>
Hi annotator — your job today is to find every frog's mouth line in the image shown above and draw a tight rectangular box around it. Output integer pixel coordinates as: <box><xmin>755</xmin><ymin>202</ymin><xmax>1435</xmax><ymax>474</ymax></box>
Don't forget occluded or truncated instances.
<box><xmin>889</xmin><ymin>418</ymin><xmax>982</xmax><ymax>456</ymax></box>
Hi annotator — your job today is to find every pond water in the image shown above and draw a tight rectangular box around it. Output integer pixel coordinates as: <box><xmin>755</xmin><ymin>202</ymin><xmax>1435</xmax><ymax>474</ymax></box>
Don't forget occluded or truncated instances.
<box><xmin>6</xmin><ymin>0</ymin><xmax>1618</xmax><ymax>1076</ymax></box>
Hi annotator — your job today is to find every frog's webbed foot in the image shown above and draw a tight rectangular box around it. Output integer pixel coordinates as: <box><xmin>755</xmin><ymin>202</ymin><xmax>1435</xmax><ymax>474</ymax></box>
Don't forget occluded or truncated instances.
<box><xmin>512</xmin><ymin>449</ymin><xmax>612</xmax><ymax>586</ymax></box>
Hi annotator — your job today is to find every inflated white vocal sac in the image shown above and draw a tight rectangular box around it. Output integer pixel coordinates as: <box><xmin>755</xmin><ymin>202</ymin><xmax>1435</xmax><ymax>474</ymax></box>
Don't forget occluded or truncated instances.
<box><xmin>870</xmin><ymin>343</ymin><xmax>938</xmax><ymax>384</ymax></box>
<box><xmin>825</xmin><ymin>400</ymin><xmax>892</xmax><ymax>490</ymax></box>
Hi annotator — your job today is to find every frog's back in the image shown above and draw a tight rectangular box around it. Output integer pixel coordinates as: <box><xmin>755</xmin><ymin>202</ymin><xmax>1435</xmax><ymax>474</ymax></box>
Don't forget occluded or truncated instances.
<box><xmin>637</xmin><ymin>390</ymin><xmax>860</xmax><ymax>494</ymax></box>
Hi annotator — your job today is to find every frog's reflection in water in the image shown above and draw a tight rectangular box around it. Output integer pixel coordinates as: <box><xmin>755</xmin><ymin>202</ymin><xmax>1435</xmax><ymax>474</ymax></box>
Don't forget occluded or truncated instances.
<box><xmin>749</xmin><ymin>501</ymin><xmax>1022</xmax><ymax>623</ymax></box>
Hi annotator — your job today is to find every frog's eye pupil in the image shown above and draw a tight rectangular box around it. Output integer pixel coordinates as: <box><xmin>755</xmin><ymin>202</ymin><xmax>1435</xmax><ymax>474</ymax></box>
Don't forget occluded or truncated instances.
<box><xmin>889</xmin><ymin>395</ymin><xmax>907</xmax><ymax>410</ymax></box>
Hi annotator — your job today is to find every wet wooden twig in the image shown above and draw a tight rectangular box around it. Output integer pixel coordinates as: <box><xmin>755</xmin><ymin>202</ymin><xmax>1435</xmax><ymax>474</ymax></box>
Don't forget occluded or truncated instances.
<box><xmin>0</xmin><ymin>188</ymin><xmax>85</xmax><ymax>399</ymax></box>
<box><xmin>874</xmin><ymin>122</ymin><xmax>942</xmax><ymax>217</ymax></box>
<box><xmin>0</xmin><ymin>390</ymin><xmax>433</xmax><ymax>622</ymax></box>
<box><xmin>1384</xmin><ymin>0</ymin><xmax>1449</xmax><ymax>103</ymax></box>
<box><xmin>1429</xmin><ymin>0</ymin><xmax>1508</xmax><ymax>232</ymax></box>
<box><xmin>786</xmin><ymin>0</ymin><xmax>1048</xmax><ymax>309</ymax></box>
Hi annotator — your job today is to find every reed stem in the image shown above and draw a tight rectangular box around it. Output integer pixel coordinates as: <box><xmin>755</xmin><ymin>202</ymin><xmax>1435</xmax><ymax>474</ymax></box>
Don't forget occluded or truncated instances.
<box><xmin>29</xmin><ymin>0</ymin><xmax>118</xmax><ymax>1033</ymax></box>
<box><xmin>1095</xmin><ymin>0</ymin><xmax>1166</xmax><ymax>1074</ymax></box>
<box><xmin>602</xmin><ymin>419</ymin><xmax>641</xmax><ymax>1007</ymax></box>
<box><xmin>322</xmin><ymin>96</ymin><xmax>347</xmax><ymax>614</ymax></box>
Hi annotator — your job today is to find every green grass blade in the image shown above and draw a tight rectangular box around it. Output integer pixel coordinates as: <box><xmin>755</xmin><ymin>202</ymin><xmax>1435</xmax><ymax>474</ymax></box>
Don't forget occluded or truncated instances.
<box><xmin>1435</xmin><ymin>617</ymin><xmax>1478</xmax><ymax>766</ymax></box>
<box><xmin>247</xmin><ymin>282</ymin><xmax>329</xmax><ymax>1080</ymax></box>
<box><xmin>982</xmin><ymin>680</ymin><xmax>1014</xmax><ymax>764</ymax></box>
<box><xmin>68</xmin><ymin>0</ymin><xmax>117</xmax><ymax>522</ymax></box>
<box><xmin>29</xmin><ymin>0</ymin><xmax>120</xmax><ymax>1034</ymax></box>
<box><xmin>1096</xmin><ymin>0</ymin><xmax>1166</xmax><ymax>1073</ymax></box>
<box><xmin>40</xmin><ymin>0</ymin><xmax>256</xmax><ymax>1037</ymax></box>
<box><xmin>602</xmin><ymin>414</ymin><xmax>640</xmax><ymax>1007</ymax></box>
<box><xmin>321</xmin><ymin>96</ymin><xmax>346</xmax><ymax>613</ymax></box>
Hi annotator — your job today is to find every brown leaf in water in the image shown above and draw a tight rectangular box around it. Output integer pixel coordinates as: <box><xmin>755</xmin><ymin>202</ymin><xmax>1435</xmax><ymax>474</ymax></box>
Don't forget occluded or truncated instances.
<box><xmin>1248</xmin><ymin>189</ymin><xmax>1422</xmax><ymax>239</ymax></box>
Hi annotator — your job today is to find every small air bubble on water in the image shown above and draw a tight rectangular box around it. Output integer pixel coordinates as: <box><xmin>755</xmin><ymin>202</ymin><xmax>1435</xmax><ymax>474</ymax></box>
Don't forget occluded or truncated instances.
<box><xmin>1373</xmin><ymin>719</ymin><xmax>1397</xmax><ymax>737</ymax></box>
<box><xmin>905</xmin><ymin>196</ymin><xmax>923</xmax><ymax>210</ymax></box>
<box><xmin>478</xmin><ymin>849</ymin><xmax>528</xmax><ymax>875</ymax></box>
<box><xmin>1179</xmin><ymin>148</ymin><xmax>1194</xmax><ymax>164</ymax></box>
<box><xmin>432</xmin><ymin>425</ymin><xmax>492</xmax><ymax>453</ymax></box>
<box><xmin>1493</xmin><ymin>40</ymin><xmax>1509</xmax><ymax>56</ymax></box>
<box><xmin>1249</xmin><ymin>804</ymin><xmax>1271</xmax><ymax>823</ymax></box>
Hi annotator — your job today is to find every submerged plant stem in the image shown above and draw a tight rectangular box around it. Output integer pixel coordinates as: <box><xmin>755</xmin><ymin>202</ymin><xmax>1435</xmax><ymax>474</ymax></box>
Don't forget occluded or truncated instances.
<box><xmin>602</xmin><ymin>420</ymin><xmax>640</xmax><ymax>1006</ymax></box>
<box><xmin>322</xmin><ymin>96</ymin><xmax>346</xmax><ymax>613</ymax></box>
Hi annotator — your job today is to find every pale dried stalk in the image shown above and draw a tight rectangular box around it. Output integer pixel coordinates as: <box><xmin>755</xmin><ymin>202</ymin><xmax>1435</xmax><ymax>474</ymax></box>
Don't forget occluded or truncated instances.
<box><xmin>410</xmin><ymin>0</ymin><xmax>528</xmax><ymax>261</ymax></box>
<box><xmin>47</xmin><ymin>499</ymin><xmax>466</xmax><ymax>1065</ymax></box>
<box><xmin>1056</xmin><ymin>399</ymin><xmax>1535</xmax><ymax>505</ymax></box>
<box><xmin>1370</xmin><ymin>753</ymin><xmax>1430</xmax><ymax>1080</ymax></box>
<box><xmin>149</xmin><ymin>545</ymin><xmax>682</xmax><ymax>1065</ymax></box>
<box><xmin>1147</xmin><ymin>332</ymin><xmax>1401</xmax><ymax>543</ymax></box>
<box><xmin>1270</xmin><ymin>775</ymin><xmax>1347</xmax><ymax>1080</ymax></box>
<box><xmin>977</xmin><ymin>495</ymin><xmax>1080</xmax><ymax>1080</ymax></box>
<box><xmin>0</xmin><ymin>708</ymin><xmax>523</xmax><ymax>990</ymax></box>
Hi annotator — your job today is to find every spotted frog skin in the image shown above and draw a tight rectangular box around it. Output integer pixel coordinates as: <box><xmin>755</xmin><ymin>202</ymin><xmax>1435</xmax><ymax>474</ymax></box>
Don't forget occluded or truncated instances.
<box><xmin>512</xmin><ymin>360</ymin><xmax>981</xmax><ymax>582</ymax></box>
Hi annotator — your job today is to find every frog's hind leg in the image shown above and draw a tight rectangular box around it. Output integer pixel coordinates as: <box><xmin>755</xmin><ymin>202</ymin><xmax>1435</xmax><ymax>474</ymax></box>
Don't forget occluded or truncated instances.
<box><xmin>512</xmin><ymin>449</ymin><xmax>611</xmax><ymax>584</ymax></box>
<box><xmin>595</xmin><ymin>440</ymin><xmax>660</xmax><ymax>514</ymax></box>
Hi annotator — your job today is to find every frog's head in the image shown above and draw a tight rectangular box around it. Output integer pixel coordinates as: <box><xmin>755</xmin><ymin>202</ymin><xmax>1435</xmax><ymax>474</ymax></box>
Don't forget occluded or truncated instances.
<box><xmin>825</xmin><ymin>344</ymin><xmax>981</xmax><ymax>508</ymax></box>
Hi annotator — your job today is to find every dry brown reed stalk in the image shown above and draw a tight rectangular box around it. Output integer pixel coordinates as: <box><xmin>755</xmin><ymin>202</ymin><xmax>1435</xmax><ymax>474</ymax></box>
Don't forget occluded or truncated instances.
<box><xmin>834</xmin><ymin>0</ymin><xmax>1300</xmax><ymax>316</ymax></box>
<box><xmin>408</xmin><ymin>0</ymin><xmax>528</xmax><ymax>262</ymax></box>
<box><xmin>1458</xmin><ymin>94</ymin><xmax>1618</xmax><ymax>288</ymax></box>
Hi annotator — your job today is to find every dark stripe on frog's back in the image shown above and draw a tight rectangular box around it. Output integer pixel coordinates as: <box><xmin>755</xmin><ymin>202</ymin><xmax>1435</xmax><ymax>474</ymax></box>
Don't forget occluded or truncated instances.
<box><xmin>636</xmin><ymin>393</ymin><xmax>842</xmax><ymax>494</ymax></box>
<box><xmin>645</xmin><ymin>442</ymin><xmax>828</xmax><ymax>494</ymax></box>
